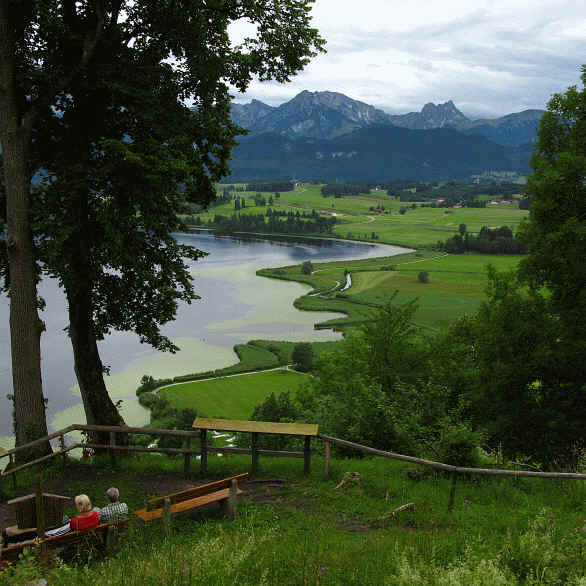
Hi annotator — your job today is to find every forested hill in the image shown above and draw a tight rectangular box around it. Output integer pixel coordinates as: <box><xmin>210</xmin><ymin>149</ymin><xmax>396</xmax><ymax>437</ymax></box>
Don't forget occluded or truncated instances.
<box><xmin>228</xmin><ymin>124</ymin><xmax>533</xmax><ymax>182</ymax></box>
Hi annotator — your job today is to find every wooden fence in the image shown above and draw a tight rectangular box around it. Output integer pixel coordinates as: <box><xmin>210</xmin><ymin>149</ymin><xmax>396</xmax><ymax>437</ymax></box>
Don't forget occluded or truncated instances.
<box><xmin>1</xmin><ymin>425</ymin><xmax>584</xmax><ymax>500</ymax></box>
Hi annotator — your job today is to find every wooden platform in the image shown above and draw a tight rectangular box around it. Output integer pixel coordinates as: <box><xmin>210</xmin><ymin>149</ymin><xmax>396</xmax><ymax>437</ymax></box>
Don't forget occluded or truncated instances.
<box><xmin>193</xmin><ymin>417</ymin><xmax>318</xmax><ymax>436</ymax></box>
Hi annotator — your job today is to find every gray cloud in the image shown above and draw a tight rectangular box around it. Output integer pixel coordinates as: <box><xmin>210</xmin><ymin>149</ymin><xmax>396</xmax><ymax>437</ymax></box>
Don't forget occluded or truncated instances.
<box><xmin>232</xmin><ymin>0</ymin><xmax>585</xmax><ymax>118</ymax></box>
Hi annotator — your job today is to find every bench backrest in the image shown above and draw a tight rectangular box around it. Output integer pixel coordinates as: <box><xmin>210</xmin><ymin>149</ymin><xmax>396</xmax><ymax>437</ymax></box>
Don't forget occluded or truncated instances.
<box><xmin>146</xmin><ymin>473</ymin><xmax>248</xmax><ymax>511</ymax></box>
<box><xmin>0</xmin><ymin>519</ymin><xmax>130</xmax><ymax>563</ymax></box>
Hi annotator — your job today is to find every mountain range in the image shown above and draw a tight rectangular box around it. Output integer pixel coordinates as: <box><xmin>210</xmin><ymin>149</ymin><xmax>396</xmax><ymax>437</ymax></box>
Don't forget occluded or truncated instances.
<box><xmin>231</xmin><ymin>91</ymin><xmax>544</xmax><ymax>147</ymax></box>
<box><xmin>227</xmin><ymin>91</ymin><xmax>540</xmax><ymax>181</ymax></box>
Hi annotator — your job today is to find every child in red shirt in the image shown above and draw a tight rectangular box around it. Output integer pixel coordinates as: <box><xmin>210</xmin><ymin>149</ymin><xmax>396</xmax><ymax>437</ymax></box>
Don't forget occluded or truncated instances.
<box><xmin>70</xmin><ymin>494</ymin><xmax>99</xmax><ymax>531</ymax></box>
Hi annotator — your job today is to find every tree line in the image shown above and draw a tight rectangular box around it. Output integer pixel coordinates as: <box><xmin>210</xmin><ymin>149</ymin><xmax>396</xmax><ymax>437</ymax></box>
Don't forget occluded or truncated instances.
<box><xmin>439</xmin><ymin>226</ymin><xmax>526</xmax><ymax>254</ymax></box>
<box><xmin>246</xmin><ymin>182</ymin><xmax>295</xmax><ymax>192</ymax></box>
<box><xmin>192</xmin><ymin>211</ymin><xmax>337</xmax><ymax>235</ymax></box>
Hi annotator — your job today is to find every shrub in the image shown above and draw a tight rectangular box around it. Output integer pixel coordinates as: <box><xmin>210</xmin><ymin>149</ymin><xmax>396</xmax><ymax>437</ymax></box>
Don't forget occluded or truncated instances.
<box><xmin>236</xmin><ymin>391</ymin><xmax>303</xmax><ymax>450</ymax></box>
<box><xmin>292</xmin><ymin>343</ymin><xmax>313</xmax><ymax>372</ymax></box>
<box><xmin>418</xmin><ymin>271</ymin><xmax>429</xmax><ymax>283</ymax></box>
<box><xmin>300</xmin><ymin>260</ymin><xmax>313</xmax><ymax>275</ymax></box>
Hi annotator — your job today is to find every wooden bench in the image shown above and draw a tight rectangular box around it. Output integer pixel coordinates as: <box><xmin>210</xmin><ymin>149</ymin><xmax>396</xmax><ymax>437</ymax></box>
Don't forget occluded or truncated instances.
<box><xmin>134</xmin><ymin>473</ymin><xmax>248</xmax><ymax>522</ymax></box>
<box><xmin>0</xmin><ymin>518</ymin><xmax>130</xmax><ymax>567</ymax></box>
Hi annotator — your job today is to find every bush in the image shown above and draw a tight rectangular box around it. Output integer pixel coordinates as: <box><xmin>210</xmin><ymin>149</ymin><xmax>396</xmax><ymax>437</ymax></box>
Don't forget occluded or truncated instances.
<box><xmin>300</xmin><ymin>260</ymin><xmax>313</xmax><ymax>275</ymax></box>
<box><xmin>418</xmin><ymin>271</ymin><xmax>429</xmax><ymax>283</ymax></box>
<box><xmin>236</xmin><ymin>391</ymin><xmax>303</xmax><ymax>451</ymax></box>
<box><xmin>292</xmin><ymin>342</ymin><xmax>313</xmax><ymax>372</ymax></box>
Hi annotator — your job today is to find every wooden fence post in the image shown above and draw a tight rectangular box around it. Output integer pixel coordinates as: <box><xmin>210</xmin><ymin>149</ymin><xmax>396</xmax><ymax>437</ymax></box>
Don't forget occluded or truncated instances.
<box><xmin>324</xmin><ymin>440</ymin><xmax>331</xmax><ymax>477</ymax></box>
<box><xmin>251</xmin><ymin>433</ymin><xmax>259</xmax><ymax>476</ymax></box>
<box><xmin>59</xmin><ymin>435</ymin><xmax>67</xmax><ymax>468</ymax></box>
<box><xmin>34</xmin><ymin>474</ymin><xmax>47</xmax><ymax>553</ymax></box>
<box><xmin>184</xmin><ymin>437</ymin><xmax>191</xmax><ymax>477</ymax></box>
<box><xmin>109</xmin><ymin>431</ymin><xmax>116</xmax><ymax>465</ymax></box>
<box><xmin>163</xmin><ymin>497</ymin><xmax>171</xmax><ymax>537</ymax></box>
<box><xmin>223</xmin><ymin>478</ymin><xmax>238</xmax><ymax>519</ymax></box>
<box><xmin>304</xmin><ymin>436</ymin><xmax>311</xmax><ymax>475</ymax></box>
<box><xmin>200</xmin><ymin>429</ymin><xmax>207</xmax><ymax>477</ymax></box>
<box><xmin>10</xmin><ymin>454</ymin><xmax>16</xmax><ymax>490</ymax></box>
<box><xmin>447</xmin><ymin>473</ymin><xmax>457</xmax><ymax>512</ymax></box>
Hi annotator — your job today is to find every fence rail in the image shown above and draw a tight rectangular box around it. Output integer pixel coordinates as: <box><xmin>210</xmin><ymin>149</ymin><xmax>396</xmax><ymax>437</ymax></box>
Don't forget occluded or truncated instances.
<box><xmin>318</xmin><ymin>434</ymin><xmax>586</xmax><ymax>480</ymax></box>
<box><xmin>1</xmin><ymin>425</ymin><xmax>584</xmax><ymax>499</ymax></box>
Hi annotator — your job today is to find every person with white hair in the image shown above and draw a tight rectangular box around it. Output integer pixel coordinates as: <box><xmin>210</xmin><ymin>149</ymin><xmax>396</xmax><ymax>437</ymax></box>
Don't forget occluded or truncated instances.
<box><xmin>98</xmin><ymin>487</ymin><xmax>128</xmax><ymax>523</ymax></box>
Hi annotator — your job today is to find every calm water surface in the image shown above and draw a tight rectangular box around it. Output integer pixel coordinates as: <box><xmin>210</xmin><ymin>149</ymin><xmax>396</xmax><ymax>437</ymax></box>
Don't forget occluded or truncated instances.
<box><xmin>0</xmin><ymin>232</ymin><xmax>408</xmax><ymax>444</ymax></box>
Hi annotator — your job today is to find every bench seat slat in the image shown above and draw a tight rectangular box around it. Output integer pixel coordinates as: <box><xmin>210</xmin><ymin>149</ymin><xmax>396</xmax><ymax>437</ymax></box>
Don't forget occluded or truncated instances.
<box><xmin>136</xmin><ymin>487</ymin><xmax>243</xmax><ymax>522</ymax></box>
<box><xmin>146</xmin><ymin>473</ymin><xmax>248</xmax><ymax>511</ymax></box>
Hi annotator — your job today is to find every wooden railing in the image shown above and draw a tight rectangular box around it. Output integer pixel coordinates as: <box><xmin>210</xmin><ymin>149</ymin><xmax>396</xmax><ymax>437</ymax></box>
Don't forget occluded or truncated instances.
<box><xmin>1</xmin><ymin>425</ymin><xmax>584</xmax><ymax>501</ymax></box>
<box><xmin>318</xmin><ymin>434</ymin><xmax>586</xmax><ymax>480</ymax></box>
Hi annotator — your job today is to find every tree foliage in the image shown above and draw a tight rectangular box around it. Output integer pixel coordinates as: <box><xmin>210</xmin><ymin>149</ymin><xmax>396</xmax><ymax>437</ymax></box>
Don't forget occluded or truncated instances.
<box><xmin>292</xmin><ymin>343</ymin><xmax>312</xmax><ymax>372</ymax></box>
<box><xmin>1</xmin><ymin>0</ymin><xmax>325</xmax><ymax>449</ymax></box>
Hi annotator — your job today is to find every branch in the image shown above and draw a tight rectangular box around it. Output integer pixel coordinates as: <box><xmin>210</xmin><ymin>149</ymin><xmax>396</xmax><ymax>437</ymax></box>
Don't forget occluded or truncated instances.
<box><xmin>368</xmin><ymin>503</ymin><xmax>415</xmax><ymax>526</ymax></box>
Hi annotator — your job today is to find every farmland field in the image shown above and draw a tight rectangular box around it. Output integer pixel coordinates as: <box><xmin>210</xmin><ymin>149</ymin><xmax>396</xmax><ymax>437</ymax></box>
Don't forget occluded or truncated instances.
<box><xmin>160</xmin><ymin>369</ymin><xmax>307</xmax><ymax>419</ymax></box>
<box><xmin>197</xmin><ymin>183</ymin><xmax>529</xmax><ymax>249</ymax></box>
<box><xmin>261</xmin><ymin>252</ymin><xmax>523</xmax><ymax>332</ymax></box>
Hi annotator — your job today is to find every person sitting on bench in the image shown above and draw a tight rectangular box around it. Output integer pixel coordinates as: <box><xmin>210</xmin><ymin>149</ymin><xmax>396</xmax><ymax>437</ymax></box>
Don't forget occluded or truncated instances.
<box><xmin>1</xmin><ymin>493</ymin><xmax>98</xmax><ymax>547</ymax></box>
<box><xmin>1</xmin><ymin>519</ymin><xmax>71</xmax><ymax>546</ymax></box>
<box><xmin>98</xmin><ymin>487</ymin><xmax>128</xmax><ymax>523</ymax></box>
<box><xmin>70</xmin><ymin>494</ymin><xmax>99</xmax><ymax>531</ymax></box>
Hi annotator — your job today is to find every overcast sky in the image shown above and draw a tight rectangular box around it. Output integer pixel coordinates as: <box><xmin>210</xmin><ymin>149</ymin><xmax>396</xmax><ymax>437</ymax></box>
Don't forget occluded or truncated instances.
<box><xmin>229</xmin><ymin>0</ymin><xmax>585</xmax><ymax>118</ymax></box>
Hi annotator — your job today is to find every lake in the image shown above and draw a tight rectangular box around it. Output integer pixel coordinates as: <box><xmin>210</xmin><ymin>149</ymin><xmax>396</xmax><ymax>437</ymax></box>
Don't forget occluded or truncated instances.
<box><xmin>0</xmin><ymin>232</ymin><xmax>408</xmax><ymax>446</ymax></box>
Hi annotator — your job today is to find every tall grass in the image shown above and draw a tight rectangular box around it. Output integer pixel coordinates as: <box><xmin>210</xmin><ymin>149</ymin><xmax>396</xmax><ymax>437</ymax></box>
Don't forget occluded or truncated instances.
<box><xmin>1</xmin><ymin>454</ymin><xmax>584</xmax><ymax>585</ymax></box>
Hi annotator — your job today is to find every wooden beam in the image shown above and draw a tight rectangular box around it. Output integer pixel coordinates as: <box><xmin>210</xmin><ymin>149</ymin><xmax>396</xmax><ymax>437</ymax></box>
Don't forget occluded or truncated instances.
<box><xmin>251</xmin><ymin>433</ymin><xmax>259</xmax><ymax>476</ymax></box>
<box><xmin>319</xmin><ymin>434</ymin><xmax>586</xmax><ymax>480</ymax></box>
<box><xmin>200</xmin><ymin>429</ymin><xmax>207</xmax><ymax>477</ymax></box>
<box><xmin>193</xmin><ymin>417</ymin><xmax>318</xmax><ymax>437</ymax></box>
<box><xmin>303</xmin><ymin>436</ymin><xmax>311</xmax><ymax>475</ymax></box>
<box><xmin>184</xmin><ymin>437</ymin><xmax>191</xmax><ymax>477</ymax></box>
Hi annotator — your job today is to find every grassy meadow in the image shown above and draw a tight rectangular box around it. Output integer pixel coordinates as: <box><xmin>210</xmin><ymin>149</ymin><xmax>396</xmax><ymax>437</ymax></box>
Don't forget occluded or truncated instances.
<box><xmin>198</xmin><ymin>183</ymin><xmax>529</xmax><ymax>249</ymax></box>
<box><xmin>160</xmin><ymin>369</ymin><xmax>307</xmax><ymax>419</ymax></box>
<box><xmin>261</xmin><ymin>252</ymin><xmax>523</xmax><ymax>332</ymax></box>
<box><xmin>2</xmin><ymin>454</ymin><xmax>584</xmax><ymax>585</ymax></box>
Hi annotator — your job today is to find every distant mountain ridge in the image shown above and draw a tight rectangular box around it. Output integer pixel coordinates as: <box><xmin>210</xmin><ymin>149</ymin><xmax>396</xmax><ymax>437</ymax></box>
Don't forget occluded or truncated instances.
<box><xmin>228</xmin><ymin>123</ymin><xmax>533</xmax><ymax>182</ymax></box>
<box><xmin>230</xmin><ymin>91</ymin><xmax>544</xmax><ymax>147</ymax></box>
<box><xmin>387</xmin><ymin>100</ymin><xmax>469</xmax><ymax>130</ymax></box>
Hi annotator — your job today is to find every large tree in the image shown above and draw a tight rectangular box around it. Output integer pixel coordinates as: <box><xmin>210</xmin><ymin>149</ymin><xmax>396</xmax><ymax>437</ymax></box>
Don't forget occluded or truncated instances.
<box><xmin>514</xmin><ymin>67</ymin><xmax>586</xmax><ymax>467</ymax></box>
<box><xmin>1</xmin><ymin>0</ymin><xmax>324</xmax><ymax>456</ymax></box>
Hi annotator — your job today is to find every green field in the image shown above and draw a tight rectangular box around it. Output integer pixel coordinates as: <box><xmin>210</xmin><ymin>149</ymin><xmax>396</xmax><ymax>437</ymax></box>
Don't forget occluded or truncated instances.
<box><xmin>260</xmin><ymin>252</ymin><xmax>523</xmax><ymax>332</ymax></box>
<box><xmin>197</xmin><ymin>183</ymin><xmax>529</xmax><ymax>249</ymax></box>
<box><xmin>160</xmin><ymin>369</ymin><xmax>307</xmax><ymax>419</ymax></box>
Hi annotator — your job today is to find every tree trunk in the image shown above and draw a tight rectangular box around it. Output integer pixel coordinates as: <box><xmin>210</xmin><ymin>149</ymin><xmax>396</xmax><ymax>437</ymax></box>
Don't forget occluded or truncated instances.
<box><xmin>0</xmin><ymin>4</ymin><xmax>51</xmax><ymax>462</ymax></box>
<box><xmin>67</xmin><ymin>281</ymin><xmax>126</xmax><ymax>447</ymax></box>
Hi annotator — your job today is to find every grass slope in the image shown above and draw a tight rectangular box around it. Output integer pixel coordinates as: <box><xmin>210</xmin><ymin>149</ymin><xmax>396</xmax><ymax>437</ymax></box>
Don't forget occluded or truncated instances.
<box><xmin>260</xmin><ymin>252</ymin><xmax>522</xmax><ymax>332</ymax></box>
<box><xmin>160</xmin><ymin>370</ymin><xmax>307</xmax><ymax>420</ymax></box>
<box><xmin>3</xmin><ymin>455</ymin><xmax>583</xmax><ymax>585</ymax></box>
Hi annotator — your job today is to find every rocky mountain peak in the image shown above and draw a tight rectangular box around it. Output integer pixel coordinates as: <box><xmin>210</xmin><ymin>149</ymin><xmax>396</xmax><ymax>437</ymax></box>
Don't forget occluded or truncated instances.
<box><xmin>420</xmin><ymin>101</ymin><xmax>469</xmax><ymax>127</ymax></box>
